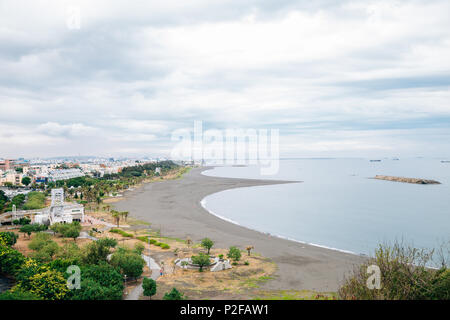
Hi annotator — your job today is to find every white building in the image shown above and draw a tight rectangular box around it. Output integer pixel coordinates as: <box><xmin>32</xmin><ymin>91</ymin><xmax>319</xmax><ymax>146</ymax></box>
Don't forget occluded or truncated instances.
<box><xmin>47</xmin><ymin>169</ymin><xmax>84</xmax><ymax>182</ymax></box>
<box><xmin>2</xmin><ymin>188</ymin><xmax>84</xmax><ymax>225</ymax></box>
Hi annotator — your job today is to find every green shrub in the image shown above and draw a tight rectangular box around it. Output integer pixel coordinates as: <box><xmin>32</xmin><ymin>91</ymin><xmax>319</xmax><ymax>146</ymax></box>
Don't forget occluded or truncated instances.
<box><xmin>137</xmin><ymin>236</ymin><xmax>149</xmax><ymax>242</ymax></box>
<box><xmin>51</xmin><ymin>222</ymin><xmax>81</xmax><ymax>240</ymax></box>
<box><xmin>109</xmin><ymin>228</ymin><xmax>133</xmax><ymax>237</ymax></box>
<box><xmin>110</xmin><ymin>248</ymin><xmax>145</xmax><ymax>279</ymax></box>
<box><xmin>0</xmin><ymin>232</ymin><xmax>18</xmax><ymax>246</ymax></box>
<box><xmin>15</xmin><ymin>269</ymin><xmax>68</xmax><ymax>300</ymax></box>
<box><xmin>227</xmin><ymin>246</ymin><xmax>242</xmax><ymax>262</ymax></box>
<box><xmin>160</xmin><ymin>243</ymin><xmax>170</xmax><ymax>249</ymax></box>
<box><xmin>28</xmin><ymin>234</ymin><xmax>60</xmax><ymax>263</ymax></box>
<box><xmin>0</xmin><ymin>289</ymin><xmax>41</xmax><ymax>300</ymax></box>
<box><xmin>13</xmin><ymin>217</ymin><xmax>31</xmax><ymax>225</ymax></box>
<box><xmin>338</xmin><ymin>243</ymin><xmax>449</xmax><ymax>300</ymax></box>
<box><xmin>69</xmin><ymin>263</ymin><xmax>124</xmax><ymax>300</ymax></box>
<box><xmin>81</xmin><ymin>238</ymin><xmax>117</xmax><ymax>265</ymax></box>
<box><xmin>163</xmin><ymin>287</ymin><xmax>184</xmax><ymax>300</ymax></box>
<box><xmin>0</xmin><ymin>245</ymin><xmax>26</xmax><ymax>275</ymax></box>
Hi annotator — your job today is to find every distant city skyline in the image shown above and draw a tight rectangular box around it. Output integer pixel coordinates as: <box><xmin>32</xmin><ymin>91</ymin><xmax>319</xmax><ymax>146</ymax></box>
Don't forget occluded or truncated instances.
<box><xmin>1</xmin><ymin>0</ymin><xmax>450</xmax><ymax>159</ymax></box>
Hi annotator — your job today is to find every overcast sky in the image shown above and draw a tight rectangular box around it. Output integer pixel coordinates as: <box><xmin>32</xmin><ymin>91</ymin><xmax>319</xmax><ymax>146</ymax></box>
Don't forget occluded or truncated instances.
<box><xmin>1</xmin><ymin>0</ymin><xmax>449</xmax><ymax>159</ymax></box>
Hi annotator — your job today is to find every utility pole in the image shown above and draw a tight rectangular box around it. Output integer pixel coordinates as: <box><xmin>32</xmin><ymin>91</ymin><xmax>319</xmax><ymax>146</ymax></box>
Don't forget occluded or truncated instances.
<box><xmin>148</xmin><ymin>228</ymin><xmax>151</xmax><ymax>258</ymax></box>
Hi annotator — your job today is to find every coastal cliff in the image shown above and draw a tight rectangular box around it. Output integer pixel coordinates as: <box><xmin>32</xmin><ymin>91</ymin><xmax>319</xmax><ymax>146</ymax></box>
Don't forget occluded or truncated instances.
<box><xmin>374</xmin><ymin>175</ymin><xmax>441</xmax><ymax>184</ymax></box>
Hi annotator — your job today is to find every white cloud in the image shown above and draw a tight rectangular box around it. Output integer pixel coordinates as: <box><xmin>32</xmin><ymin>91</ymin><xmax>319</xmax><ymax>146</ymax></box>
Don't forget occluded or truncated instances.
<box><xmin>0</xmin><ymin>0</ymin><xmax>449</xmax><ymax>158</ymax></box>
<box><xmin>36</xmin><ymin>122</ymin><xmax>98</xmax><ymax>137</ymax></box>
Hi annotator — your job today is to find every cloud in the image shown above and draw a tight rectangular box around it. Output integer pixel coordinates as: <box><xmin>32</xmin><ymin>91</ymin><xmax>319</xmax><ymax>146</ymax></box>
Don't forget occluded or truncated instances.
<box><xmin>36</xmin><ymin>122</ymin><xmax>98</xmax><ymax>137</ymax></box>
<box><xmin>0</xmin><ymin>0</ymin><xmax>449</xmax><ymax>158</ymax></box>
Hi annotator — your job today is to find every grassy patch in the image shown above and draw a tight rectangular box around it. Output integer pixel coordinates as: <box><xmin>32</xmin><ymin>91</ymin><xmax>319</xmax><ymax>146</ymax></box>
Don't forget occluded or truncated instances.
<box><xmin>127</xmin><ymin>218</ymin><xmax>151</xmax><ymax>226</ymax></box>
<box><xmin>109</xmin><ymin>228</ymin><xmax>133</xmax><ymax>237</ymax></box>
<box><xmin>22</xmin><ymin>192</ymin><xmax>46</xmax><ymax>210</ymax></box>
<box><xmin>240</xmin><ymin>275</ymin><xmax>274</xmax><ymax>288</ymax></box>
<box><xmin>254</xmin><ymin>290</ymin><xmax>337</xmax><ymax>300</ymax></box>
<box><xmin>175</xmin><ymin>167</ymin><xmax>192</xmax><ymax>179</ymax></box>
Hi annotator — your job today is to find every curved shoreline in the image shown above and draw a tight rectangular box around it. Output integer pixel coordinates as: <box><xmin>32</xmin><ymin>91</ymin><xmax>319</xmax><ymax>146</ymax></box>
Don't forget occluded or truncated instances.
<box><xmin>113</xmin><ymin>166</ymin><xmax>365</xmax><ymax>292</ymax></box>
<box><xmin>200</xmin><ymin>193</ymin><xmax>358</xmax><ymax>256</ymax></box>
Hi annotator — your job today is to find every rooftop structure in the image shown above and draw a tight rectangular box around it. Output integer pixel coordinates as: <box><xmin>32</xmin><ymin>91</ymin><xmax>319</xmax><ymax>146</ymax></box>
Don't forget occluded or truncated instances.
<box><xmin>47</xmin><ymin>168</ymin><xmax>84</xmax><ymax>182</ymax></box>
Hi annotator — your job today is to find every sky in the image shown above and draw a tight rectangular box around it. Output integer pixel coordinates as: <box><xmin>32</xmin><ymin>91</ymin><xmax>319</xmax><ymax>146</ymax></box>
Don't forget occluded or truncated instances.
<box><xmin>0</xmin><ymin>0</ymin><xmax>449</xmax><ymax>159</ymax></box>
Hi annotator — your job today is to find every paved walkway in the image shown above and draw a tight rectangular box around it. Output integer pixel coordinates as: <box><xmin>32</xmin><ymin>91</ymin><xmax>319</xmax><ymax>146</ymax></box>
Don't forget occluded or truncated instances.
<box><xmin>79</xmin><ymin>214</ymin><xmax>160</xmax><ymax>300</ymax></box>
<box><xmin>125</xmin><ymin>254</ymin><xmax>160</xmax><ymax>300</ymax></box>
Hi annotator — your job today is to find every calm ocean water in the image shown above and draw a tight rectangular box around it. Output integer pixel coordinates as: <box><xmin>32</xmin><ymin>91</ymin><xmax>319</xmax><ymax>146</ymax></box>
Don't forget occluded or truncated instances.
<box><xmin>201</xmin><ymin>158</ymin><xmax>450</xmax><ymax>256</ymax></box>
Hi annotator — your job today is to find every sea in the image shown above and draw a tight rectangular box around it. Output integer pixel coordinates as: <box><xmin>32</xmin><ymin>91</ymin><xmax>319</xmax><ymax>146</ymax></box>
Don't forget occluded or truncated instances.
<box><xmin>201</xmin><ymin>158</ymin><xmax>450</xmax><ymax>260</ymax></box>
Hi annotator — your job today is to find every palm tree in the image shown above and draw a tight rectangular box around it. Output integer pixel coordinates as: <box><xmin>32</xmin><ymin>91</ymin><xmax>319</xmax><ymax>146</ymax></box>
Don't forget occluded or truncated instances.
<box><xmin>111</xmin><ymin>211</ymin><xmax>120</xmax><ymax>227</ymax></box>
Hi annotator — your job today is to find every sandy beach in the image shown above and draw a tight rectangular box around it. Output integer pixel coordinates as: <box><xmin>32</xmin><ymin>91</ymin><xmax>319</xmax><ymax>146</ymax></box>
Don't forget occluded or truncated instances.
<box><xmin>113</xmin><ymin>167</ymin><xmax>365</xmax><ymax>292</ymax></box>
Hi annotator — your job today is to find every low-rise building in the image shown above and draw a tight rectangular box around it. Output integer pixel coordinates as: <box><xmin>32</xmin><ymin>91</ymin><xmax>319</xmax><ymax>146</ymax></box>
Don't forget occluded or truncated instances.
<box><xmin>0</xmin><ymin>188</ymin><xmax>84</xmax><ymax>225</ymax></box>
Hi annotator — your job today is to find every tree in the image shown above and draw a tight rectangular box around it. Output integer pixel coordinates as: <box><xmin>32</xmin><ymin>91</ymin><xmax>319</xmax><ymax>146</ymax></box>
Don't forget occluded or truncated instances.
<box><xmin>142</xmin><ymin>277</ymin><xmax>157</xmax><ymax>299</ymax></box>
<box><xmin>32</xmin><ymin>241</ymin><xmax>60</xmax><ymax>263</ymax></box>
<box><xmin>28</xmin><ymin>232</ymin><xmax>52</xmax><ymax>251</ymax></box>
<box><xmin>201</xmin><ymin>238</ymin><xmax>214</xmax><ymax>254</ymax></box>
<box><xmin>20</xmin><ymin>224</ymin><xmax>34</xmax><ymax>239</ymax></box>
<box><xmin>81</xmin><ymin>238</ymin><xmax>117</xmax><ymax>265</ymax></box>
<box><xmin>133</xmin><ymin>242</ymin><xmax>145</xmax><ymax>255</ymax></box>
<box><xmin>110</xmin><ymin>248</ymin><xmax>145</xmax><ymax>279</ymax></box>
<box><xmin>163</xmin><ymin>288</ymin><xmax>184</xmax><ymax>300</ymax></box>
<box><xmin>111</xmin><ymin>210</ymin><xmax>120</xmax><ymax>227</ymax></box>
<box><xmin>0</xmin><ymin>245</ymin><xmax>26</xmax><ymax>275</ymax></box>
<box><xmin>21</xmin><ymin>176</ymin><xmax>31</xmax><ymax>186</ymax></box>
<box><xmin>69</xmin><ymin>263</ymin><xmax>124</xmax><ymax>300</ymax></box>
<box><xmin>28</xmin><ymin>233</ymin><xmax>60</xmax><ymax>263</ymax></box>
<box><xmin>16</xmin><ymin>269</ymin><xmax>68</xmax><ymax>300</ymax></box>
<box><xmin>51</xmin><ymin>222</ymin><xmax>81</xmax><ymax>240</ymax></box>
<box><xmin>227</xmin><ymin>246</ymin><xmax>242</xmax><ymax>262</ymax></box>
<box><xmin>191</xmin><ymin>253</ymin><xmax>211</xmax><ymax>272</ymax></box>
<box><xmin>63</xmin><ymin>224</ymin><xmax>81</xmax><ymax>241</ymax></box>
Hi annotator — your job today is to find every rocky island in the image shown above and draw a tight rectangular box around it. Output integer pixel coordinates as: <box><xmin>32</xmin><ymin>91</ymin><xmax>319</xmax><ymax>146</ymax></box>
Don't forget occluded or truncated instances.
<box><xmin>374</xmin><ymin>175</ymin><xmax>441</xmax><ymax>184</ymax></box>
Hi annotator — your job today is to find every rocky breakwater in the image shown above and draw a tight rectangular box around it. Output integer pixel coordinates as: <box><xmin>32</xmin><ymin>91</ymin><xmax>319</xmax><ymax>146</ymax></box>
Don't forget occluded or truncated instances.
<box><xmin>374</xmin><ymin>175</ymin><xmax>441</xmax><ymax>184</ymax></box>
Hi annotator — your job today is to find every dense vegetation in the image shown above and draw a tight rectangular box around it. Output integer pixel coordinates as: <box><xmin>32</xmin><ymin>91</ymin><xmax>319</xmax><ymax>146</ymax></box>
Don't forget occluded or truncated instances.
<box><xmin>50</xmin><ymin>160</ymin><xmax>179</xmax><ymax>205</ymax></box>
<box><xmin>0</xmin><ymin>191</ymin><xmax>45</xmax><ymax>213</ymax></box>
<box><xmin>1</xmin><ymin>161</ymin><xmax>180</xmax><ymax>216</ymax></box>
<box><xmin>22</xmin><ymin>192</ymin><xmax>46</xmax><ymax>210</ymax></box>
<box><xmin>339</xmin><ymin>242</ymin><xmax>450</xmax><ymax>300</ymax></box>
<box><xmin>0</xmin><ymin>228</ymin><xmax>149</xmax><ymax>300</ymax></box>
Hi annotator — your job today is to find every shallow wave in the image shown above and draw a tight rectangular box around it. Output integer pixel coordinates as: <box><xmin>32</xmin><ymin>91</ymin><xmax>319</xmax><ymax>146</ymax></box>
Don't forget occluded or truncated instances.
<box><xmin>200</xmin><ymin>198</ymin><xmax>359</xmax><ymax>256</ymax></box>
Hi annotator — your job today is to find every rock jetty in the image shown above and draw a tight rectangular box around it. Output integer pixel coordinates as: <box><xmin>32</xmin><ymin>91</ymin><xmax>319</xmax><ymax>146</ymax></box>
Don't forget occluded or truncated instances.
<box><xmin>374</xmin><ymin>175</ymin><xmax>441</xmax><ymax>184</ymax></box>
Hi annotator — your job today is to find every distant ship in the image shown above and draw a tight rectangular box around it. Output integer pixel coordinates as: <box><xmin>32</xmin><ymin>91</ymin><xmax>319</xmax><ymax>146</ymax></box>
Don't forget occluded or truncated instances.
<box><xmin>441</xmin><ymin>160</ymin><xmax>450</xmax><ymax>163</ymax></box>
<box><xmin>370</xmin><ymin>160</ymin><xmax>381</xmax><ymax>162</ymax></box>
<box><xmin>392</xmin><ymin>158</ymin><xmax>400</xmax><ymax>160</ymax></box>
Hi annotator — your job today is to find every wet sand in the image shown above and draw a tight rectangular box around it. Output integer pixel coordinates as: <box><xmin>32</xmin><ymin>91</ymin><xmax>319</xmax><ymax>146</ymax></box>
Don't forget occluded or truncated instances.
<box><xmin>113</xmin><ymin>167</ymin><xmax>364</xmax><ymax>292</ymax></box>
